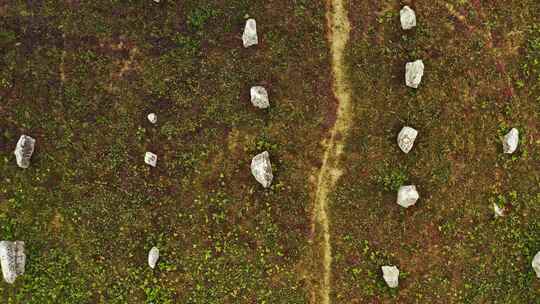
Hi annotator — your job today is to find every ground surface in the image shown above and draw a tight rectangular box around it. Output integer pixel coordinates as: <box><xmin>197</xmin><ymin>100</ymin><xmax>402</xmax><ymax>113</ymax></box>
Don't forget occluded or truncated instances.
<box><xmin>0</xmin><ymin>1</ymin><xmax>539</xmax><ymax>304</ymax></box>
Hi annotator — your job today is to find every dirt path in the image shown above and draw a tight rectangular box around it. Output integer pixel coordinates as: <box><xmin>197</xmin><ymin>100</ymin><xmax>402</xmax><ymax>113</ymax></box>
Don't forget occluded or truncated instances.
<box><xmin>312</xmin><ymin>0</ymin><xmax>352</xmax><ymax>303</ymax></box>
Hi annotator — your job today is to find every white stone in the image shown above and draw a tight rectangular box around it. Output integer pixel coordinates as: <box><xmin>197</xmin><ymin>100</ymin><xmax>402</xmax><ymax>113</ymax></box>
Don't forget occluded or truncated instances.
<box><xmin>400</xmin><ymin>6</ymin><xmax>416</xmax><ymax>30</ymax></box>
<box><xmin>148</xmin><ymin>247</ymin><xmax>159</xmax><ymax>269</ymax></box>
<box><xmin>242</xmin><ymin>19</ymin><xmax>258</xmax><ymax>48</ymax></box>
<box><xmin>533</xmin><ymin>251</ymin><xmax>540</xmax><ymax>278</ymax></box>
<box><xmin>250</xmin><ymin>86</ymin><xmax>270</xmax><ymax>109</ymax></box>
<box><xmin>397</xmin><ymin>126</ymin><xmax>418</xmax><ymax>153</ymax></box>
<box><xmin>503</xmin><ymin>128</ymin><xmax>519</xmax><ymax>154</ymax></box>
<box><xmin>145</xmin><ymin>152</ymin><xmax>157</xmax><ymax>167</ymax></box>
<box><xmin>0</xmin><ymin>241</ymin><xmax>25</xmax><ymax>284</ymax></box>
<box><xmin>14</xmin><ymin>135</ymin><xmax>35</xmax><ymax>168</ymax></box>
<box><xmin>405</xmin><ymin>60</ymin><xmax>424</xmax><ymax>88</ymax></box>
<box><xmin>147</xmin><ymin>113</ymin><xmax>157</xmax><ymax>124</ymax></box>
<box><xmin>251</xmin><ymin>151</ymin><xmax>273</xmax><ymax>188</ymax></box>
<box><xmin>493</xmin><ymin>203</ymin><xmax>504</xmax><ymax>217</ymax></box>
<box><xmin>397</xmin><ymin>185</ymin><xmax>419</xmax><ymax>208</ymax></box>
<box><xmin>382</xmin><ymin>265</ymin><xmax>399</xmax><ymax>288</ymax></box>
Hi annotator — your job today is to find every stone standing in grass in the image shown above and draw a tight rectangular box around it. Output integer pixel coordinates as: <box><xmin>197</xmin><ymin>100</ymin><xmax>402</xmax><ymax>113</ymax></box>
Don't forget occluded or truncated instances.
<box><xmin>242</xmin><ymin>18</ymin><xmax>258</xmax><ymax>48</ymax></box>
<box><xmin>400</xmin><ymin>6</ymin><xmax>416</xmax><ymax>30</ymax></box>
<box><xmin>397</xmin><ymin>126</ymin><xmax>418</xmax><ymax>153</ymax></box>
<box><xmin>147</xmin><ymin>113</ymin><xmax>157</xmax><ymax>124</ymax></box>
<box><xmin>502</xmin><ymin>128</ymin><xmax>519</xmax><ymax>154</ymax></box>
<box><xmin>0</xmin><ymin>241</ymin><xmax>25</xmax><ymax>284</ymax></box>
<box><xmin>251</xmin><ymin>151</ymin><xmax>273</xmax><ymax>188</ymax></box>
<box><xmin>250</xmin><ymin>86</ymin><xmax>270</xmax><ymax>109</ymax></box>
<box><xmin>382</xmin><ymin>265</ymin><xmax>400</xmax><ymax>288</ymax></box>
<box><xmin>145</xmin><ymin>152</ymin><xmax>158</xmax><ymax>167</ymax></box>
<box><xmin>493</xmin><ymin>203</ymin><xmax>505</xmax><ymax>217</ymax></box>
<box><xmin>14</xmin><ymin>135</ymin><xmax>35</xmax><ymax>168</ymax></box>
<box><xmin>533</xmin><ymin>251</ymin><xmax>540</xmax><ymax>278</ymax></box>
<box><xmin>397</xmin><ymin>185</ymin><xmax>419</xmax><ymax>208</ymax></box>
<box><xmin>148</xmin><ymin>247</ymin><xmax>159</xmax><ymax>269</ymax></box>
<box><xmin>405</xmin><ymin>60</ymin><xmax>424</xmax><ymax>89</ymax></box>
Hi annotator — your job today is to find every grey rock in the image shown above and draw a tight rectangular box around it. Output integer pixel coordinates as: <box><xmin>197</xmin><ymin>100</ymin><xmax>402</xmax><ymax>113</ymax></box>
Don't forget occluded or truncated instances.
<box><xmin>397</xmin><ymin>185</ymin><xmax>419</xmax><ymax>208</ymax></box>
<box><xmin>397</xmin><ymin>126</ymin><xmax>418</xmax><ymax>153</ymax></box>
<box><xmin>400</xmin><ymin>6</ymin><xmax>416</xmax><ymax>30</ymax></box>
<box><xmin>242</xmin><ymin>19</ymin><xmax>258</xmax><ymax>48</ymax></box>
<box><xmin>0</xmin><ymin>241</ymin><xmax>25</xmax><ymax>284</ymax></box>
<box><xmin>250</xmin><ymin>86</ymin><xmax>270</xmax><ymax>109</ymax></box>
<box><xmin>145</xmin><ymin>152</ymin><xmax>157</xmax><ymax>167</ymax></box>
<box><xmin>147</xmin><ymin>113</ymin><xmax>157</xmax><ymax>124</ymax></box>
<box><xmin>382</xmin><ymin>265</ymin><xmax>399</xmax><ymax>288</ymax></box>
<box><xmin>251</xmin><ymin>151</ymin><xmax>273</xmax><ymax>188</ymax></box>
<box><xmin>405</xmin><ymin>60</ymin><xmax>424</xmax><ymax>88</ymax></box>
<box><xmin>503</xmin><ymin>128</ymin><xmax>519</xmax><ymax>154</ymax></box>
<box><xmin>14</xmin><ymin>135</ymin><xmax>35</xmax><ymax>168</ymax></box>
<box><xmin>533</xmin><ymin>251</ymin><xmax>540</xmax><ymax>278</ymax></box>
<box><xmin>148</xmin><ymin>247</ymin><xmax>159</xmax><ymax>269</ymax></box>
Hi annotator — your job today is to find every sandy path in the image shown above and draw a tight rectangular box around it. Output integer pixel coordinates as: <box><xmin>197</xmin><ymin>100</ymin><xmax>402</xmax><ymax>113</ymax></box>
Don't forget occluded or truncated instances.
<box><xmin>312</xmin><ymin>0</ymin><xmax>352</xmax><ymax>303</ymax></box>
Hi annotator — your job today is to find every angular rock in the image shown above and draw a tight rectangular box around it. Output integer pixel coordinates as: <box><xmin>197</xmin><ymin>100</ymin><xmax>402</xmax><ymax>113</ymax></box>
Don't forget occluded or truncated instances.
<box><xmin>397</xmin><ymin>185</ymin><xmax>419</xmax><ymax>208</ymax></box>
<box><xmin>251</xmin><ymin>151</ymin><xmax>273</xmax><ymax>188</ymax></box>
<box><xmin>400</xmin><ymin>6</ymin><xmax>416</xmax><ymax>30</ymax></box>
<box><xmin>242</xmin><ymin>18</ymin><xmax>258</xmax><ymax>48</ymax></box>
<box><xmin>148</xmin><ymin>247</ymin><xmax>159</xmax><ymax>269</ymax></box>
<box><xmin>405</xmin><ymin>60</ymin><xmax>424</xmax><ymax>89</ymax></box>
<box><xmin>0</xmin><ymin>241</ymin><xmax>25</xmax><ymax>284</ymax></box>
<box><xmin>493</xmin><ymin>203</ymin><xmax>504</xmax><ymax>217</ymax></box>
<box><xmin>382</xmin><ymin>265</ymin><xmax>399</xmax><ymax>288</ymax></box>
<box><xmin>503</xmin><ymin>128</ymin><xmax>519</xmax><ymax>154</ymax></box>
<box><xmin>147</xmin><ymin>113</ymin><xmax>157</xmax><ymax>124</ymax></box>
<box><xmin>14</xmin><ymin>135</ymin><xmax>35</xmax><ymax>168</ymax></box>
<box><xmin>533</xmin><ymin>252</ymin><xmax>540</xmax><ymax>278</ymax></box>
<box><xmin>145</xmin><ymin>152</ymin><xmax>157</xmax><ymax>167</ymax></box>
<box><xmin>250</xmin><ymin>86</ymin><xmax>270</xmax><ymax>109</ymax></box>
<box><xmin>397</xmin><ymin>126</ymin><xmax>418</xmax><ymax>153</ymax></box>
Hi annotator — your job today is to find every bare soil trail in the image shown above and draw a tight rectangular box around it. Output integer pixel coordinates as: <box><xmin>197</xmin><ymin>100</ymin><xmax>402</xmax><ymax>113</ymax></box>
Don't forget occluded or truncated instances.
<box><xmin>312</xmin><ymin>0</ymin><xmax>352</xmax><ymax>303</ymax></box>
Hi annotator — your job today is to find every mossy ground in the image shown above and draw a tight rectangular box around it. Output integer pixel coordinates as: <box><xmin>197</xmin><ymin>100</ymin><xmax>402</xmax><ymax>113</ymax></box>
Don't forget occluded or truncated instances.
<box><xmin>0</xmin><ymin>1</ymin><xmax>331</xmax><ymax>303</ymax></box>
<box><xmin>0</xmin><ymin>0</ymin><xmax>539</xmax><ymax>303</ymax></box>
<box><xmin>332</xmin><ymin>0</ymin><xmax>539</xmax><ymax>303</ymax></box>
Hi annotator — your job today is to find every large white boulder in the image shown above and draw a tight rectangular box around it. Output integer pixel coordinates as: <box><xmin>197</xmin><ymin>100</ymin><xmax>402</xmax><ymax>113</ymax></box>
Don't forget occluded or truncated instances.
<box><xmin>400</xmin><ymin>6</ymin><xmax>416</xmax><ymax>30</ymax></box>
<box><xmin>503</xmin><ymin>128</ymin><xmax>519</xmax><ymax>154</ymax></box>
<box><xmin>14</xmin><ymin>135</ymin><xmax>35</xmax><ymax>168</ymax></box>
<box><xmin>148</xmin><ymin>247</ymin><xmax>159</xmax><ymax>269</ymax></box>
<box><xmin>250</xmin><ymin>86</ymin><xmax>270</xmax><ymax>109</ymax></box>
<box><xmin>251</xmin><ymin>151</ymin><xmax>273</xmax><ymax>188</ymax></box>
<box><xmin>145</xmin><ymin>152</ymin><xmax>157</xmax><ymax>167</ymax></box>
<box><xmin>242</xmin><ymin>19</ymin><xmax>258</xmax><ymax>48</ymax></box>
<box><xmin>0</xmin><ymin>241</ymin><xmax>25</xmax><ymax>284</ymax></box>
<box><xmin>405</xmin><ymin>60</ymin><xmax>424</xmax><ymax>89</ymax></box>
<box><xmin>397</xmin><ymin>185</ymin><xmax>419</xmax><ymax>208</ymax></box>
<box><xmin>382</xmin><ymin>265</ymin><xmax>399</xmax><ymax>288</ymax></box>
<box><xmin>397</xmin><ymin>126</ymin><xmax>418</xmax><ymax>153</ymax></box>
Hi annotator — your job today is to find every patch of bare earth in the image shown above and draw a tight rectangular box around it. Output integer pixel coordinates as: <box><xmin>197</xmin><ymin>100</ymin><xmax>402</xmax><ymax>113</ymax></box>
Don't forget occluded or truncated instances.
<box><xmin>311</xmin><ymin>0</ymin><xmax>353</xmax><ymax>303</ymax></box>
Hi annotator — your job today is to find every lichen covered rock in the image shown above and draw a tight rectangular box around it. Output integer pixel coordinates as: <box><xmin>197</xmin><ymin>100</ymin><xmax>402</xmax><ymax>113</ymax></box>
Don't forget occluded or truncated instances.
<box><xmin>14</xmin><ymin>135</ymin><xmax>35</xmax><ymax>168</ymax></box>
<box><xmin>0</xmin><ymin>241</ymin><xmax>25</xmax><ymax>284</ymax></box>
<box><xmin>250</xmin><ymin>86</ymin><xmax>270</xmax><ymax>109</ymax></box>
<box><xmin>503</xmin><ymin>128</ymin><xmax>519</xmax><ymax>154</ymax></box>
<box><xmin>251</xmin><ymin>151</ymin><xmax>273</xmax><ymax>188</ymax></box>
<box><xmin>400</xmin><ymin>6</ymin><xmax>416</xmax><ymax>30</ymax></box>
<box><xmin>405</xmin><ymin>60</ymin><xmax>424</xmax><ymax>88</ymax></box>
<box><xmin>382</xmin><ymin>265</ymin><xmax>399</xmax><ymax>288</ymax></box>
<box><xmin>397</xmin><ymin>126</ymin><xmax>418</xmax><ymax>153</ymax></box>
<box><xmin>242</xmin><ymin>19</ymin><xmax>258</xmax><ymax>48</ymax></box>
<box><xmin>397</xmin><ymin>185</ymin><xmax>419</xmax><ymax>208</ymax></box>
<box><xmin>148</xmin><ymin>247</ymin><xmax>159</xmax><ymax>269</ymax></box>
